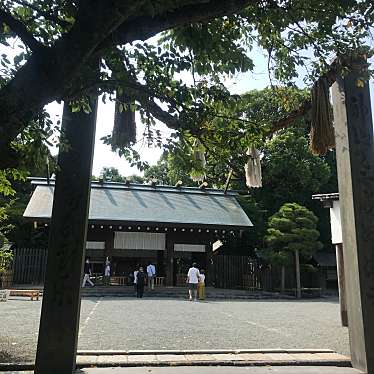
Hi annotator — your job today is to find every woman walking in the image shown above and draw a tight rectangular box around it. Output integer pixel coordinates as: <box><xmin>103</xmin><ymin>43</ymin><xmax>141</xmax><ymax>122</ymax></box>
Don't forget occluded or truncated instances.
<box><xmin>198</xmin><ymin>269</ymin><xmax>206</xmax><ymax>300</ymax></box>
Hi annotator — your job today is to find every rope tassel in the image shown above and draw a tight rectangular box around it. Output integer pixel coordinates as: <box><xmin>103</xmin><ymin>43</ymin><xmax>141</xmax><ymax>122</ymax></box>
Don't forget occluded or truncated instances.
<box><xmin>190</xmin><ymin>139</ymin><xmax>206</xmax><ymax>182</ymax></box>
<box><xmin>245</xmin><ymin>146</ymin><xmax>262</xmax><ymax>188</ymax></box>
<box><xmin>112</xmin><ymin>91</ymin><xmax>136</xmax><ymax>149</ymax></box>
<box><xmin>310</xmin><ymin>77</ymin><xmax>335</xmax><ymax>155</ymax></box>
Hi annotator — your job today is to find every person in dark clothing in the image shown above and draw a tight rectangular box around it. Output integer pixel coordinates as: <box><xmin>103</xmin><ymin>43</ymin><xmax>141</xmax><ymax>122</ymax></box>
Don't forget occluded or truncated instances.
<box><xmin>136</xmin><ymin>266</ymin><xmax>146</xmax><ymax>298</ymax></box>
<box><xmin>82</xmin><ymin>258</ymin><xmax>94</xmax><ymax>287</ymax></box>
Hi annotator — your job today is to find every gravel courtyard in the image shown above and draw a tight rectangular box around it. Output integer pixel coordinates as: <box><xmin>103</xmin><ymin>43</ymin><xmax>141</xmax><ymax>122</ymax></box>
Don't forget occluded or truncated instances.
<box><xmin>0</xmin><ymin>297</ymin><xmax>350</xmax><ymax>363</ymax></box>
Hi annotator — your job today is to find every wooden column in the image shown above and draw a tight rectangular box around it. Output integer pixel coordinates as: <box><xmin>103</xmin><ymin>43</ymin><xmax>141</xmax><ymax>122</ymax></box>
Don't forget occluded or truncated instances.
<box><xmin>331</xmin><ymin>57</ymin><xmax>374</xmax><ymax>374</ymax></box>
<box><xmin>34</xmin><ymin>97</ymin><xmax>98</xmax><ymax>374</ymax></box>
<box><xmin>165</xmin><ymin>233</ymin><xmax>174</xmax><ymax>286</ymax></box>
<box><xmin>336</xmin><ymin>243</ymin><xmax>348</xmax><ymax>327</ymax></box>
<box><xmin>104</xmin><ymin>230</ymin><xmax>114</xmax><ymax>257</ymax></box>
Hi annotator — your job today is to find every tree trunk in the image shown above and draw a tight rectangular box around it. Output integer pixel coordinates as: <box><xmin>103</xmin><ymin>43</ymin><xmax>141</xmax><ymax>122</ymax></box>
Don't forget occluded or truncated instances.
<box><xmin>34</xmin><ymin>95</ymin><xmax>98</xmax><ymax>374</ymax></box>
<box><xmin>281</xmin><ymin>265</ymin><xmax>285</xmax><ymax>294</ymax></box>
<box><xmin>295</xmin><ymin>249</ymin><xmax>301</xmax><ymax>298</ymax></box>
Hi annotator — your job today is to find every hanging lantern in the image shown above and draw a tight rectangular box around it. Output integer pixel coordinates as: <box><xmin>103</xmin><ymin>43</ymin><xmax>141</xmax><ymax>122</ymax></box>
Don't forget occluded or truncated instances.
<box><xmin>244</xmin><ymin>146</ymin><xmax>262</xmax><ymax>188</ymax></box>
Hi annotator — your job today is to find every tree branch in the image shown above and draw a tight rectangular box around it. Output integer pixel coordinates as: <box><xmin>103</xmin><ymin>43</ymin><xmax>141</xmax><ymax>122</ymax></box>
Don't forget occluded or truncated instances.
<box><xmin>0</xmin><ymin>0</ymin><xmax>254</xmax><ymax>169</ymax></box>
<box><xmin>269</xmin><ymin>61</ymin><xmax>339</xmax><ymax>134</ymax></box>
<box><xmin>0</xmin><ymin>8</ymin><xmax>44</xmax><ymax>51</ymax></box>
<box><xmin>110</xmin><ymin>0</ymin><xmax>253</xmax><ymax>46</ymax></box>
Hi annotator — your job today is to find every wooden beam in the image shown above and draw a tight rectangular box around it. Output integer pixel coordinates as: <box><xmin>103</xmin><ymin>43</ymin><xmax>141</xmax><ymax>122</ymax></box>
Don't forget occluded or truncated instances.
<box><xmin>331</xmin><ymin>56</ymin><xmax>374</xmax><ymax>373</ymax></box>
<box><xmin>34</xmin><ymin>96</ymin><xmax>98</xmax><ymax>374</ymax></box>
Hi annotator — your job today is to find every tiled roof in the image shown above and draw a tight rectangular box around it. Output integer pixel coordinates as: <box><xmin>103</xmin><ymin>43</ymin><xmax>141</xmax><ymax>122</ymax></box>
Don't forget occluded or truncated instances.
<box><xmin>23</xmin><ymin>179</ymin><xmax>253</xmax><ymax>229</ymax></box>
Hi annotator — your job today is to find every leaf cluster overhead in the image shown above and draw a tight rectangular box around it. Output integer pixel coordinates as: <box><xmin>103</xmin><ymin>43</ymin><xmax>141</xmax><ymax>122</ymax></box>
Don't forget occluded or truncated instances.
<box><xmin>0</xmin><ymin>0</ymin><xmax>373</xmax><ymax>172</ymax></box>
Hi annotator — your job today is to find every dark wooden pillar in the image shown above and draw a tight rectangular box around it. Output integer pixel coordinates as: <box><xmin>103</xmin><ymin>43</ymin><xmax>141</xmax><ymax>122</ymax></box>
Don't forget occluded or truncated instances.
<box><xmin>331</xmin><ymin>56</ymin><xmax>374</xmax><ymax>374</ymax></box>
<box><xmin>157</xmin><ymin>250</ymin><xmax>164</xmax><ymax>278</ymax></box>
<box><xmin>165</xmin><ymin>233</ymin><xmax>174</xmax><ymax>286</ymax></box>
<box><xmin>104</xmin><ymin>230</ymin><xmax>114</xmax><ymax>257</ymax></box>
<box><xmin>34</xmin><ymin>97</ymin><xmax>98</xmax><ymax>374</ymax></box>
<box><xmin>336</xmin><ymin>243</ymin><xmax>348</xmax><ymax>327</ymax></box>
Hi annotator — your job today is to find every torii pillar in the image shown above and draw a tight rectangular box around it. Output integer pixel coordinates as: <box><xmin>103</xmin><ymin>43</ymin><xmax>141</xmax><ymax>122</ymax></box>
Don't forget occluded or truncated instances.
<box><xmin>332</xmin><ymin>56</ymin><xmax>374</xmax><ymax>374</ymax></box>
<box><xmin>34</xmin><ymin>97</ymin><xmax>98</xmax><ymax>373</ymax></box>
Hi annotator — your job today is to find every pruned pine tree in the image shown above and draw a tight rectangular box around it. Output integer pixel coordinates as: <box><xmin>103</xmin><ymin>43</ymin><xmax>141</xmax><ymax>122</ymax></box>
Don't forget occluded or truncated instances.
<box><xmin>263</xmin><ymin>203</ymin><xmax>322</xmax><ymax>297</ymax></box>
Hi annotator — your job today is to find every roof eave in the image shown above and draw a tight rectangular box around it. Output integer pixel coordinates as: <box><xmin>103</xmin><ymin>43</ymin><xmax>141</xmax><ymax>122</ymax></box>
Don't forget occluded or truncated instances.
<box><xmin>23</xmin><ymin>215</ymin><xmax>253</xmax><ymax>230</ymax></box>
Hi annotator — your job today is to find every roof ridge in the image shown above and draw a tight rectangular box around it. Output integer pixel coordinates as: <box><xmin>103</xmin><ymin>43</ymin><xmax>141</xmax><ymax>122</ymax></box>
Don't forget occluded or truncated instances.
<box><xmin>27</xmin><ymin>177</ymin><xmax>238</xmax><ymax>196</ymax></box>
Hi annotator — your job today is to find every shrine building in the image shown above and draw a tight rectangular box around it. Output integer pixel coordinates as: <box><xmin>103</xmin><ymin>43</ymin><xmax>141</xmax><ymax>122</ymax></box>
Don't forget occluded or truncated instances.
<box><xmin>23</xmin><ymin>178</ymin><xmax>253</xmax><ymax>286</ymax></box>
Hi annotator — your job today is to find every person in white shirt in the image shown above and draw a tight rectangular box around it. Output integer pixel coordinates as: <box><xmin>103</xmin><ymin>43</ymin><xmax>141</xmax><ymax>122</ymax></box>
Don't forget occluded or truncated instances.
<box><xmin>187</xmin><ymin>262</ymin><xmax>200</xmax><ymax>301</ymax></box>
<box><xmin>104</xmin><ymin>257</ymin><xmax>111</xmax><ymax>285</ymax></box>
<box><xmin>146</xmin><ymin>262</ymin><xmax>156</xmax><ymax>290</ymax></box>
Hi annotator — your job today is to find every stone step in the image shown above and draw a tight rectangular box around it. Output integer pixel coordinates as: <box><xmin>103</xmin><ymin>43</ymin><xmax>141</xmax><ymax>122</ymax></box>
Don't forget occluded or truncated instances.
<box><xmin>0</xmin><ymin>350</ymin><xmax>351</xmax><ymax>372</ymax></box>
<box><xmin>75</xmin><ymin>350</ymin><xmax>350</xmax><ymax>368</ymax></box>
<box><xmin>10</xmin><ymin>285</ymin><xmax>297</xmax><ymax>300</ymax></box>
<box><xmin>80</xmin><ymin>287</ymin><xmax>294</xmax><ymax>299</ymax></box>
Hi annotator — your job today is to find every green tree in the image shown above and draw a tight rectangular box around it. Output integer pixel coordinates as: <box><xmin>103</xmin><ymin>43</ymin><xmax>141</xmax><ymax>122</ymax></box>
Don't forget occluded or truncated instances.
<box><xmin>263</xmin><ymin>202</ymin><xmax>322</xmax><ymax>297</ymax></box>
<box><xmin>255</xmin><ymin>128</ymin><xmax>331</xmax><ymax>212</ymax></box>
<box><xmin>0</xmin><ymin>204</ymin><xmax>13</xmax><ymax>277</ymax></box>
<box><xmin>0</xmin><ymin>246</ymin><xmax>12</xmax><ymax>277</ymax></box>
<box><xmin>144</xmin><ymin>157</ymin><xmax>172</xmax><ymax>185</ymax></box>
<box><xmin>100</xmin><ymin>167</ymin><xmax>125</xmax><ymax>182</ymax></box>
<box><xmin>126</xmin><ymin>174</ymin><xmax>145</xmax><ymax>184</ymax></box>
<box><xmin>96</xmin><ymin>167</ymin><xmax>144</xmax><ymax>184</ymax></box>
<box><xmin>144</xmin><ymin>152</ymin><xmax>196</xmax><ymax>186</ymax></box>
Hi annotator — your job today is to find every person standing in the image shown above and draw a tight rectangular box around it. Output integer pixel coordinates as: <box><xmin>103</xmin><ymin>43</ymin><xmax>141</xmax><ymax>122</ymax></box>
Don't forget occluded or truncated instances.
<box><xmin>198</xmin><ymin>269</ymin><xmax>206</xmax><ymax>300</ymax></box>
<box><xmin>186</xmin><ymin>262</ymin><xmax>200</xmax><ymax>301</ymax></box>
<box><xmin>82</xmin><ymin>258</ymin><xmax>94</xmax><ymax>287</ymax></box>
<box><xmin>136</xmin><ymin>266</ymin><xmax>146</xmax><ymax>298</ymax></box>
<box><xmin>104</xmin><ymin>257</ymin><xmax>111</xmax><ymax>285</ymax></box>
<box><xmin>146</xmin><ymin>262</ymin><xmax>156</xmax><ymax>290</ymax></box>
<box><xmin>133</xmin><ymin>265</ymin><xmax>139</xmax><ymax>295</ymax></box>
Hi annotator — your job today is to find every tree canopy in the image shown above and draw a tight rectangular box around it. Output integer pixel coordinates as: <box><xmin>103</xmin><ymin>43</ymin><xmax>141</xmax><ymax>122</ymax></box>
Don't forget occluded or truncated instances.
<box><xmin>1</xmin><ymin>0</ymin><xmax>373</xmax><ymax>175</ymax></box>
<box><xmin>262</xmin><ymin>202</ymin><xmax>322</xmax><ymax>267</ymax></box>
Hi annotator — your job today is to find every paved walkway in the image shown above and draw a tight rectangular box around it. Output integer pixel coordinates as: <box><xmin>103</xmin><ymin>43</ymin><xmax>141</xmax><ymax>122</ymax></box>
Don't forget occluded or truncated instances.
<box><xmin>0</xmin><ymin>297</ymin><xmax>350</xmax><ymax>363</ymax></box>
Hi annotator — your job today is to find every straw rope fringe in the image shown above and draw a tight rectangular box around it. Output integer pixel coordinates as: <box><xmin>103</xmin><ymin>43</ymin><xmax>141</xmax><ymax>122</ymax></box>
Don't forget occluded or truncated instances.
<box><xmin>309</xmin><ymin>77</ymin><xmax>335</xmax><ymax>155</ymax></box>
<box><xmin>112</xmin><ymin>92</ymin><xmax>137</xmax><ymax>149</ymax></box>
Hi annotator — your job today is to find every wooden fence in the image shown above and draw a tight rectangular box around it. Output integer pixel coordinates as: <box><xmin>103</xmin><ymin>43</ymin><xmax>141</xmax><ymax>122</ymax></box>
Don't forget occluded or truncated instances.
<box><xmin>12</xmin><ymin>248</ymin><xmax>48</xmax><ymax>285</ymax></box>
<box><xmin>213</xmin><ymin>255</ymin><xmax>272</xmax><ymax>290</ymax></box>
